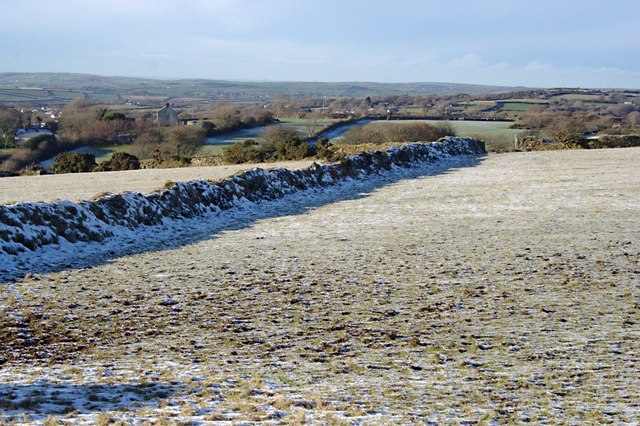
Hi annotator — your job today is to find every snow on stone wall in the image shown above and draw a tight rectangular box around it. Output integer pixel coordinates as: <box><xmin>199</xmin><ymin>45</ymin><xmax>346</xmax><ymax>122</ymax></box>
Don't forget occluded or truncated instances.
<box><xmin>0</xmin><ymin>137</ymin><xmax>485</xmax><ymax>255</ymax></box>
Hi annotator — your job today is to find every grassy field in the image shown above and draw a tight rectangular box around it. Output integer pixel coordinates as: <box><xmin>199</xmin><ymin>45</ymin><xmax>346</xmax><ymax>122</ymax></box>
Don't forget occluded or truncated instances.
<box><xmin>496</xmin><ymin>101</ymin><xmax>541</xmax><ymax>112</ymax></box>
<box><xmin>74</xmin><ymin>144</ymin><xmax>132</xmax><ymax>163</ymax></box>
<box><xmin>0</xmin><ymin>148</ymin><xmax>638</xmax><ymax>424</ymax></box>
<box><xmin>330</xmin><ymin>119</ymin><xmax>522</xmax><ymax>152</ymax></box>
<box><xmin>0</xmin><ymin>160</ymin><xmax>315</xmax><ymax>203</ymax></box>
<box><xmin>201</xmin><ymin>117</ymin><xmax>341</xmax><ymax>155</ymax></box>
<box><xmin>438</xmin><ymin>120</ymin><xmax>519</xmax><ymax>139</ymax></box>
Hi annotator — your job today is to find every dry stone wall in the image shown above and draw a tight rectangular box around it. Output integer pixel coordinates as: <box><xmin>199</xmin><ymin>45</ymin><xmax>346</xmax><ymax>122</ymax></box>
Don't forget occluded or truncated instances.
<box><xmin>0</xmin><ymin>137</ymin><xmax>485</xmax><ymax>255</ymax></box>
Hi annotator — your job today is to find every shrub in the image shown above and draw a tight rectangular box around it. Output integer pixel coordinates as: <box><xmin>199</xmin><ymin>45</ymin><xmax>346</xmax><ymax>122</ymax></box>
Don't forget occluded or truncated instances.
<box><xmin>53</xmin><ymin>152</ymin><xmax>97</xmax><ymax>174</ymax></box>
<box><xmin>222</xmin><ymin>139</ymin><xmax>262</xmax><ymax>164</ymax></box>
<box><xmin>515</xmin><ymin>135</ymin><xmax>566</xmax><ymax>151</ymax></box>
<box><xmin>129</xmin><ymin>128</ymin><xmax>165</xmax><ymax>159</ymax></box>
<box><xmin>95</xmin><ymin>152</ymin><xmax>140</xmax><ymax>171</ymax></box>
<box><xmin>164</xmin><ymin>126</ymin><xmax>205</xmax><ymax>157</ymax></box>
<box><xmin>0</xmin><ymin>137</ymin><xmax>78</xmax><ymax>173</ymax></box>
<box><xmin>545</xmin><ymin>117</ymin><xmax>588</xmax><ymax>148</ymax></box>
<box><xmin>100</xmin><ymin>111</ymin><xmax>127</xmax><ymax>121</ymax></box>
<box><xmin>315</xmin><ymin>138</ymin><xmax>342</xmax><ymax>162</ymax></box>
<box><xmin>21</xmin><ymin>134</ymin><xmax>56</xmax><ymax>151</ymax></box>
<box><xmin>259</xmin><ymin>126</ymin><xmax>314</xmax><ymax>161</ymax></box>
<box><xmin>0</xmin><ymin>135</ymin><xmax>16</xmax><ymax>149</ymax></box>
<box><xmin>342</xmin><ymin>121</ymin><xmax>454</xmax><ymax>145</ymax></box>
<box><xmin>141</xmin><ymin>150</ymin><xmax>191</xmax><ymax>169</ymax></box>
<box><xmin>201</xmin><ymin>121</ymin><xmax>216</xmax><ymax>137</ymax></box>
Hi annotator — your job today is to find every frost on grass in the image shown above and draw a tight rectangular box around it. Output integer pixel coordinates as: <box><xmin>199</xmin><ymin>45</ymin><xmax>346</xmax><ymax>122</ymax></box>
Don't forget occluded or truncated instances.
<box><xmin>0</xmin><ymin>138</ymin><xmax>484</xmax><ymax>277</ymax></box>
<box><xmin>1</xmin><ymin>146</ymin><xmax>639</xmax><ymax>424</ymax></box>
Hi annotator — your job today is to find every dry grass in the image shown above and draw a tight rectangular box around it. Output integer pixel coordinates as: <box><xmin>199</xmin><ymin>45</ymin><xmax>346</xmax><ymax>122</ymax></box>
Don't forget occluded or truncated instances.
<box><xmin>0</xmin><ymin>148</ymin><xmax>638</xmax><ymax>424</ymax></box>
<box><xmin>0</xmin><ymin>159</ymin><xmax>315</xmax><ymax>204</ymax></box>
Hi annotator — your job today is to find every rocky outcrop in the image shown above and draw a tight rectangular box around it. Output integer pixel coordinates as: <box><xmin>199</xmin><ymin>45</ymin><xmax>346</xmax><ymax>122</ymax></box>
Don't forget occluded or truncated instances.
<box><xmin>0</xmin><ymin>138</ymin><xmax>485</xmax><ymax>255</ymax></box>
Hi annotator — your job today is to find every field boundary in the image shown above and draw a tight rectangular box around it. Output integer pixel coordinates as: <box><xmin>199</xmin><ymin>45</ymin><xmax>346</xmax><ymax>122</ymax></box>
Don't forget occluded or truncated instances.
<box><xmin>0</xmin><ymin>138</ymin><xmax>484</xmax><ymax>257</ymax></box>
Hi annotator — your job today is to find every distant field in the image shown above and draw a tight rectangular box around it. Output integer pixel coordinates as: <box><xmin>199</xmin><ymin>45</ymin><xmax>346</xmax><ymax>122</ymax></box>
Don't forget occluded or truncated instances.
<box><xmin>445</xmin><ymin>120</ymin><xmax>519</xmax><ymax>139</ymax></box>
<box><xmin>331</xmin><ymin>119</ymin><xmax>520</xmax><ymax>143</ymax></box>
<box><xmin>0</xmin><ymin>72</ymin><xmax>524</xmax><ymax>103</ymax></box>
<box><xmin>552</xmin><ymin>93</ymin><xmax>605</xmax><ymax>101</ymax></box>
<box><xmin>48</xmin><ymin>90</ymin><xmax>82</xmax><ymax>100</ymax></box>
<box><xmin>278</xmin><ymin>117</ymin><xmax>337</xmax><ymax>136</ymax></box>
<box><xmin>496</xmin><ymin>101</ymin><xmax>541</xmax><ymax>112</ymax></box>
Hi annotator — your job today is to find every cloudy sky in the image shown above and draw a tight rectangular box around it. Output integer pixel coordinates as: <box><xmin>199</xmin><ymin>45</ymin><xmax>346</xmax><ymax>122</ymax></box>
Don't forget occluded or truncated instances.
<box><xmin>1</xmin><ymin>0</ymin><xmax>639</xmax><ymax>88</ymax></box>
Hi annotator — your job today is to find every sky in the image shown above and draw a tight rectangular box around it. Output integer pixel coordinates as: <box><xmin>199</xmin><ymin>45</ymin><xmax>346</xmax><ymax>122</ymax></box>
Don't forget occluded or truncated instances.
<box><xmin>1</xmin><ymin>0</ymin><xmax>639</xmax><ymax>89</ymax></box>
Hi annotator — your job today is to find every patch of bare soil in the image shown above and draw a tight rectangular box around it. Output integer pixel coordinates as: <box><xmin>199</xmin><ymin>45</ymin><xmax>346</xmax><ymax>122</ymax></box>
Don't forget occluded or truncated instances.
<box><xmin>1</xmin><ymin>148</ymin><xmax>638</xmax><ymax>424</ymax></box>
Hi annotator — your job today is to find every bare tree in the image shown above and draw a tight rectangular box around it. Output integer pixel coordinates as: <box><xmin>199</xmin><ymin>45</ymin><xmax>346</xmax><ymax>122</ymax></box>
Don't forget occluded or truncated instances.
<box><xmin>626</xmin><ymin>111</ymin><xmax>640</xmax><ymax>128</ymax></box>
<box><xmin>210</xmin><ymin>101</ymin><xmax>242</xmax><ymax>130</ymax></box>
<box><xmin>546</xmin><ymin>117</ymin><xmax>588</xmax><ymax>147</ymax></box>
<box><xmin>303</xmin><ymin>111</ymin><xmax>322</xmax><ymax>137</ymax></box>
<box><xmin>0</xmin><ymin>106</ymin><xmax>20</xmax><ymax>138</ymax></box>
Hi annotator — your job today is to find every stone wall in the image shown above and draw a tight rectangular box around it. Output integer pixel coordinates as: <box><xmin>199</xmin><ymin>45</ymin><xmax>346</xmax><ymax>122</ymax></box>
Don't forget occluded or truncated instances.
<box><xmin>0</xmin><ymin>138</ymin><xmax>485</xmax><ymax>255</ymax></box>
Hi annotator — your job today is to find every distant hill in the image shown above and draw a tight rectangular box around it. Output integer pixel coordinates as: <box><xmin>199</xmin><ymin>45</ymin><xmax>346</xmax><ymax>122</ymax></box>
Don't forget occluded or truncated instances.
<box><xmin>0</xmin><ymin>72</ymin><xmax>528</xmax><ymax>104</ymax></box>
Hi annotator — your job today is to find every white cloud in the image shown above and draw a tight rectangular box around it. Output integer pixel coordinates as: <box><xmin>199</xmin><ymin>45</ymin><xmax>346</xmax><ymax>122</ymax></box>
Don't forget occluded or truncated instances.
<box><xmin>447</xmin><ymin>54</ymin><xmax>483</xmax><ymax>68</ymax></box>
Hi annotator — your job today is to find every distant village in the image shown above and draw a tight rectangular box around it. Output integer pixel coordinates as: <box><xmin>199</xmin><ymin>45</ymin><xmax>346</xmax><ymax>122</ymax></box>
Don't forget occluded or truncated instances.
<box><xmin>12</xmin><ymin>103</ymin><xmax>186</xmax><ymax>146</ymax></box>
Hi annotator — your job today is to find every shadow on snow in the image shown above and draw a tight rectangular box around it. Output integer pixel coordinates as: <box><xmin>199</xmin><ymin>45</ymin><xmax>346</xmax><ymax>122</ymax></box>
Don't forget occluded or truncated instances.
<box><xmin>1</xmin><ymin>155</ymin><xmax>484</xmax><ymax>283</ymax></box>
<box><xmin>0</xmin><ymin>381</ymin><xmax>183</xmax><ymax>420</ymax></box>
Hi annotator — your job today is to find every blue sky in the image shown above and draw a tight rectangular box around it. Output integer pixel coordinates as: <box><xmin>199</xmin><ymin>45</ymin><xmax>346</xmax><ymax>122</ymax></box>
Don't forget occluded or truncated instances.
<box><xmin>1</xmin><ymin>0</ymin><xmax>639</xmax><ymax>88</ymax></box>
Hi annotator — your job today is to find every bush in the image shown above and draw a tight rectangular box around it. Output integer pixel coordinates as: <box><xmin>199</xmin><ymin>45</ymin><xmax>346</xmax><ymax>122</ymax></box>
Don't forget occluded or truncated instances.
<box><xmin>129</xmin><ymin>128</ymin><xmax>165</xmax><ymax>159</ymax></box>
<box><xmin>21</xmin><ymin>134</ymin><xmax>56</xmax><ymax>151</ymax></box>
<box><xmin>315</xmin><ymin>138</ymin><xmax>342</xmax><ymax>162</ymax></box>
<box><xmin>201</xmin><ymin>121</ymin><xmax>216</xmax><ymax>137</ymax></box>
<box><xmin>259</xmin><ymin>126</ymin><xmax>314</xmax><ymax>161</ymax></box>
<box><xmin>164</xmin><ymin>126</ymin><xmax>205</xmax><ymax>157</ymax></box>
<box><xmin>342</xmin><ymin>121</ymin><xmax>454</xmax><ymax>145</ymax></box>
<box><xmin>0</xmin><ymin>137</ymin><xmax>78</xmax><ymax>173</ymax></box>
<box><xmin>53</xmin><ymin>152</ymin><xmax>97</xmax><ymax>174</ymax></box>
<box><xmin>221</xmin><ymin>125</ymin><xmax>316</xmax><ymax>165</ymax></box>
<box><xmin>101</xmin><ymin>111</ymin><xmax>127</xmax><ymax>121</ymax></box>
<box><xmin>95</xmin><ymin>152</ymin><xmax>140</xmax><ymax>171</ymax></box>
<box><xmin>0</xmin><ymin>135</ymin><xmax>16</xmax><ymax>149</ymax></box>
<box><xmin>222</xmin><ymin>139</ymin><xmax>263</xmax><ymax>164</ymax></box>
<box><xmin>515</xmin><ymin>135</ymin><xmax>566</xmax><ymax>151</ymax></box>
<box><xmin>141</xmin><ymin>151</ymin><xmax>191</xmax><ymax>169</ymax></box>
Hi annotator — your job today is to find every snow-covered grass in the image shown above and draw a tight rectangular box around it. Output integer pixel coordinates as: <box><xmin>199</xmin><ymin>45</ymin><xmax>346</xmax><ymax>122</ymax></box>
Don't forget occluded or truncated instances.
<box><xmin>0</xmin><ymin>138</ymin><xmax>485</xmax><ymax>264</ymax></box>
<box><xmin>1</xmin><ymin>146</ymin><xmax>639</xmax><ymax>424</ymax></box>
<box><xmin>0</xmin><ymin>160</ymin><xmax>316</xmax><ymax>205</ymax></box>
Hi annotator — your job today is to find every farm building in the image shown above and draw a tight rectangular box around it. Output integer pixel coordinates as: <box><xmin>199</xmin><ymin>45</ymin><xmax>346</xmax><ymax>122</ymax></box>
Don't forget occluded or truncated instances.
<box><xmin>157</xmin><ymin>103</ymin><xmax>179</xmax><ymax>126</ymax></box>
<box><xmin>14</xmin><ymin>128</ymin><xmax>53</xmax><ymax>144</ymax></box>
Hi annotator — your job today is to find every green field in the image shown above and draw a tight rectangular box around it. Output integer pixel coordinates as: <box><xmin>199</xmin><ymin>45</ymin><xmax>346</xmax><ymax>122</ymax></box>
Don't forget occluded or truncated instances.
<box><xmin>496</xmin><ymin>101</ymin><xmax>540</xmax><ymax>112</ymax></box>
<box><xmin>331</xmin><ymin>119</ymin><xmax>521</xmax><ymax>153</ymax></box>
<box><xmin>429</xmin><ymin>119</ymin><xmax>521</xmax><ymax>152</ymax></box>
<box><xmin>72</xmin><ymin>145</ymin><xmax>132</xmax><ymax>163</ymax></box>
<box><xmin>333</xmin><ymin>119</ymin><xmax>520</xmax><ymax>142</ymax></box>
<box><xmin>278</xmin><ymin>117</ymin><xmax>338</xmax><ymax>137</ymax></box>
<box><xmin>48</xmin><ymin>90</ymin><xmax>83</xmax><ymax>100</ymax></box>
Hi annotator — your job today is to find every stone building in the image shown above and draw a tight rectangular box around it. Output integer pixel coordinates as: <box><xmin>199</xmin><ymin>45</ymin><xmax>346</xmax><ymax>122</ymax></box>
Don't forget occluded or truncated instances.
<box><xmin>157</xmin><ymin>103</ymin><xmax>179</xmax><ymax>126</ymax></box>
